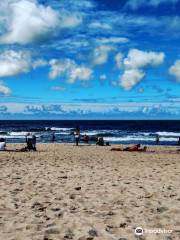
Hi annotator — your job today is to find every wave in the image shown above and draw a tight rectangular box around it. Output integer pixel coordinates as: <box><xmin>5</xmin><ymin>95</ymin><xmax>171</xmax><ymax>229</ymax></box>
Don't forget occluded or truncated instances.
<box><xmin>156</xmin><ymin>132</ymin><xmax>180</xmax><ymax>137</ymax></box>
<box><xmin>50</xmin><ymin>127</ymin><xmax>74</xmax><ymax>131</ymax></box>
<box><xmin>9</xmin><ymin>131</ymin><xmax>29</xmax><ymax>136</ymax></box>
<box><xmin>104</xmin><ymin>136</ymin><xmax>179</xmax><ymax>142</ymax></box>
<box><xmin>104</xmin><ymin>136</ymin><xmax>155</xmax><ymax>142</ymax></box>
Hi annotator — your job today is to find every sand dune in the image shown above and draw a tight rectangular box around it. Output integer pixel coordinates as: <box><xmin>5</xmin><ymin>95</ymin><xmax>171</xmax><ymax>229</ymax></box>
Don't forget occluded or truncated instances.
<box><xmin>0</xmin><ymin>144</ymin><xmax>180</xmax><ymax>240</ymax></box>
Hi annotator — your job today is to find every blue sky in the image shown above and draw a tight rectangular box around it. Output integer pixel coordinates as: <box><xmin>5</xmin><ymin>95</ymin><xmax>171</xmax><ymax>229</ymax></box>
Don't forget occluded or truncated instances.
<box><xmin>0</xmin><ymin>0</ymin><xmax>180</xmax><ymax>119</ymax></box>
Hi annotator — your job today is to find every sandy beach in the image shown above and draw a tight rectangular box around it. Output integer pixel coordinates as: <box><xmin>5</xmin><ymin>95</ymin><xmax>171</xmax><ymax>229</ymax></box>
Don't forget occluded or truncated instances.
<box><xmin>0</xmin><ymin>144</ymin><xmax>180</xmax><ymax>240</ymax></box>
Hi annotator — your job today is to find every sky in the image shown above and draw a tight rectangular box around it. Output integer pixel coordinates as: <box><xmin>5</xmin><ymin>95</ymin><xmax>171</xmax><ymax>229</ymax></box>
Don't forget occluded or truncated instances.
<box><xmin>0</xmin><ymin>0</ymin><xmax>180</xmax><ymax>120</ymax></box>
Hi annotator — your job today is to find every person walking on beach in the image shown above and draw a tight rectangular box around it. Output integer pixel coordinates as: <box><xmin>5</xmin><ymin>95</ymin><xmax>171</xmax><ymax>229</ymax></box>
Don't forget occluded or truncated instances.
<box><xmin>74</xmin><ymin>126</ymin><xmax>80</xmax><ymax>146</ymax></box>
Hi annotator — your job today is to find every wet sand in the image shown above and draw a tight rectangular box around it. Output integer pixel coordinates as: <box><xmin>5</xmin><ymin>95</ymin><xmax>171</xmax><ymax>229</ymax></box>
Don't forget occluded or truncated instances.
<box><xmin>0</xmin><ymin>144</ymin><xmax>180</xmax><ymax>240</ymax></box>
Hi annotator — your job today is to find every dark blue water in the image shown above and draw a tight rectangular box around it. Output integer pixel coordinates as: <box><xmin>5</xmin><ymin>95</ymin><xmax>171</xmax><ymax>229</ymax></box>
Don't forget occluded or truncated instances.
<box><xmin>0</xmin><ymin>120</ymin><xmax>180</xmax><ymax>145</ymax></box>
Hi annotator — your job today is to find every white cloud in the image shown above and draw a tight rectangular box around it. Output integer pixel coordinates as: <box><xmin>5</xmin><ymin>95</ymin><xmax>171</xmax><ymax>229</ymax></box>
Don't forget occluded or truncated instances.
<box><xmin>126</xmin><ymin>0</ymin><xmax>178</xmax><ymax>9</ymax></box>
<box><xmin>124</xmin><ymin>49</ymin><xmax>165</xmax><ymax>69</ymax></box>
<box><xmin>0</xmin><ymin>50</ymin><xmax>31</xmax><ymax>77</ymax></box>
<box><xmin>68</xmin><ymin>66</ymin><xmax>92</xmax><ymax>84</ymax></box>
<box><xmin>49</xmin><ymin>59</ymin><xmax>93</xmax><ymax>84</ymax></box>
<box><xmin>115</xmin><ymin>52</ymin><xmax>124</xmax><ymax>69</ymax></box>
<box><xmin>0</xmin><ymin>81</ymin><xmax>11</xmax><ymax>95</ymax></box>
<box><xmin>117</xmin><ymin>49</ymin><xmax>165</xmax><ymax>90</ymax></box>
<box><xmin>89</xmin><ymin>22</ymin><xmax>112</xmax><ymax>30</ymax></box>
<box><xmin>49</xmin><ymin>59</ymin><xmax>73</xmax><ymax>80</ymax></box>
<box><xmin>97</xmin><ymin>37</ymin><xmax>129</xmax><ymax>44</ymax></box>
<box><xmin>0</xmin><ymin>0</ymin><xmax>60</xmax><ymax>44</ymax></box>
<box><xmin>93</xmin><ymin>45</ymin><xmax>114</xmax><ymax>65</ymax></box>
<box><xmin>120</xmin><ymin>69</ymin><xmax>145</xmax><ymax>90</ymax></box>
<box><xmin>32</xmin><ymin>59</ymin><xmax>48</xmax><ymax>69</ymax></box>
<box><xmin>0</xmin><ymin>0</ymin><xmax>82</xmax><ymax>45</ymax></box>
<box><xmin>169</xmin><ymin>60</ymin><xmax>180</xmax><ymax>82</ymax></box>
<box><xmin>59</xmin><ymin>13</ymin><xmax>82</xmax><ymax>29</ymax></box>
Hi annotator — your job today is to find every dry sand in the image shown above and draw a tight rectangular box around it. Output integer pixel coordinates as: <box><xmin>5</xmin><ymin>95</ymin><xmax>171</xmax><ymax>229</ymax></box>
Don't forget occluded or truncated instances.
<box><xmin>0</xmin><ymin>144</ymin><xmax>180</xmax><ymax>240</ymax></box>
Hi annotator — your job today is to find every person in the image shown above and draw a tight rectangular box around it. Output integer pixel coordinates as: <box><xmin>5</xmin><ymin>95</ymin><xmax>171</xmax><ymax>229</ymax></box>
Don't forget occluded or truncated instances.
<box><xmin>123</xmin><ymin>143</ymin><xmax>141</xmax><ymax>151</ymax></box>
<box><xmin>26</xmin><ymin>133</ymin><xmax>36</xmax><ymax>151</ymax></box>
<box><xmin>52</xmin><ymin>132</ymin><xmax>56</xmax><ymax>142</ymax></box>
<box><xmin>96</xmin><ymin>137</ymin><xmax>104</xmax><ymax>146</ymax></box>
<box><xmin>32</xmin><ymin>134</ymin><xmax>37</xmax><ymax>151</ymax></box>
<box><xmin>111</xmin><ymin>144</ymin><xmax>147</xmax><ymax>152</ymax></box>
<box><xmin>83</xmin><ymin>134</ymin><xmax>89</xmax><ymax>144</ymax></box>
<box><xmin>74</xmin><ymin>127</ymin><xmax>80</xmax><ymax>146</ymax></box>
<box><xmin>0</xmin><ymin>138</ymin><xmax>6</xmax><ymax>151</ymax></box>
<box><xmin>156</xmin><ymin>134</ymin><xmax>160</xmax><ymax>144</ymax></box>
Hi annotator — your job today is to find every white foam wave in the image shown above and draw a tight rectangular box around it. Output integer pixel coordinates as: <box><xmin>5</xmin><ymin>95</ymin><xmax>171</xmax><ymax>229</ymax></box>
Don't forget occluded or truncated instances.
<box><xmin>104</xmin><ymin>136</ymin><xmax>155</xmax><ymax>142</ymax></box>
<box><xmin>50</xmin><ymin>127</ymin><xmax>73</xmax><ymax>131</ymax></box>
<box><xmin>156</xmin><ymin>132</ymin><xmax>180</xmax><ymax>137</ymax></box>
<box><xmin>104</xmin><ymin>136</ymin><xmax>179</xmax><ymax>142</ymax></box>
<box><xmin>9</xmin><ymin>131</ymin><xmax>29</xmax><ymax>136</ymax></box>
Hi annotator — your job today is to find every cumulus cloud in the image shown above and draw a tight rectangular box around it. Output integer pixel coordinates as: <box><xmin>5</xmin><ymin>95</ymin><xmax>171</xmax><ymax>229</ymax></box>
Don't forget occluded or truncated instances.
<box><xmin>169</xmin><ymin>60</ymin><xmax>180</xmax><ymax>82</ymax></box>
<box><xmin>49</xmin><ymin>59</ymin><xmax>73</xmax><ymax>80</ymax></box>
<box><xmin>0</xmin><ymin>0</ymin><xmax>82</xmax><ymax>45</ymax></box>
<box><xmin>93</xmin><ymin>45</ymin><xmax>114</xmax><ymax>65</ymax></box>
<box><xmin>118</xmin><ymin>49</ymin><xmax>165</xmax><ymax>90</ymax></box>
<box><xmin>68</xmin><ymin>66</ymin><xmax>92</xmax><ymax>84</ymax></box>
<box><xmin>125</xmin><ymin>0</ymin><xmax>178</xmax><ymax>9</ymax></box>
<box><xmin>123</xmin><ymin>49</ymin><xmax>165</xmax><ymax>69</ymax></box>
<box><xmin>49</xmin><ymin>59</ymin><xmax>93</xmax><ymax>84</ymax></box>
<box><xmin>120</xmin><ymin>69</ymin><xmax>145</xmax><ymax>90</ymax></box>
<box><xmin>0</xmin><ymin>50</ymin><xmax>31</xmax><ymax>77</ymax></box>
<box><xmin>0</xmin><ymin>81</ymin><xmax>11</xmax><ymax>95</ymax></box>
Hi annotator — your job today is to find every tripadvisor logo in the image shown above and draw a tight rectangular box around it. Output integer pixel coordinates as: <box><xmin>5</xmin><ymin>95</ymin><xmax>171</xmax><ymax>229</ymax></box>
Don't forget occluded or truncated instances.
<box><xmin>134</xmin><ymin>227</ymin><xmax>173</xmax><ymax>236</ymax></box>
<box><xmin>135</xmin><ymin>227</ymin><xmax>144</xmax><ymax>236</ymax></box>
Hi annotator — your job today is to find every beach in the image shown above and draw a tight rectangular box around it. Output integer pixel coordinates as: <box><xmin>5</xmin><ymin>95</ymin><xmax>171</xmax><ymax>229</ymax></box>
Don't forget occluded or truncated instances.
<box><xmin>0</xmin><ymin>144</ymin><xmax>180</xmax><ymax>240</ymax></box>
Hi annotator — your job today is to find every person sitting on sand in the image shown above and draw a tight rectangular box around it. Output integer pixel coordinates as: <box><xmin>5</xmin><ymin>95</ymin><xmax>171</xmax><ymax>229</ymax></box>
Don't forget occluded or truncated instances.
<box><xmin>111</xmin><ymin>144</ymin><xmax>147</xmax><ymax>152</ymax></box>
<box><xmin>96</xmin><ymin>137</ymin><xmax>104</xmax><ymax>146</ymax></box>
<box><xmin>0</xmin><ymin>138</ymin><xmax>6</xmax><ymax>151</ymax></box>
<box><xmin>26</xmin><ymin>133</ymin><xmax>36</xmax><ymax>151</ymax></box>
<box><xmin>83</xmin><ymin>134</ymin><xmax>89</xmax><ymax>144</ymax></box>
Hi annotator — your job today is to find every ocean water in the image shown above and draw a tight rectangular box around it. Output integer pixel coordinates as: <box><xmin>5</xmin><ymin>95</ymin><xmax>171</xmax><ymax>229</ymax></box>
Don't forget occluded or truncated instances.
<box><xmin>0</xmin><ymin>120</ymin><xmax>180</xmax><ymax>145</ymax></box>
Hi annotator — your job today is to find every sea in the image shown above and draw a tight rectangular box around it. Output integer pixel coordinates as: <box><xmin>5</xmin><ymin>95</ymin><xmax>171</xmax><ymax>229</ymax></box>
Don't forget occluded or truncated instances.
<box><xmin>0</xmin><ymin>120</ymin><xmax>180</xmax><ymax>145</ymax></box>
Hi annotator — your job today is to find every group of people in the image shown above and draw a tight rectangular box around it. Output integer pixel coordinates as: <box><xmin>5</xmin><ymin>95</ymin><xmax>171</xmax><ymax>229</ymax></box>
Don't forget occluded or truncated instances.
<box><xmin>1</xmin><ymin>126</ymin><xmax>179</xmax><ymax>152</ymax></box>
<box><xmin>0</xmin><ymin>133</ymin><xmax>37</xmax><ymax>152</ymax></box>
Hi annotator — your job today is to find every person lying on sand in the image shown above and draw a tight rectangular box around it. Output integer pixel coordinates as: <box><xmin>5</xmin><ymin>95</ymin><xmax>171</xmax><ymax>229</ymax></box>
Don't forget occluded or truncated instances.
<box><xmin>111</xmin><ymin>144</ymin><xmax>147</xmax><ymax>152</ymax></box>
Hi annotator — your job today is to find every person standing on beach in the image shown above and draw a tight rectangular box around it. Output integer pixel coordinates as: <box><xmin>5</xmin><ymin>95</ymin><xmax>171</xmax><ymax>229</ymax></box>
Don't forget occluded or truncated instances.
<box><xmin>156</xmin><ymin>134</ymin><xmax>160</xmax><ymax>144</ymax></box>
<box><xmin>32</xmin><ymin>134</ymin><xmax>37</xmax><ymax>151</ymax></box>
<box><xmin>52</xmin><ymin>132</ymin><xmax>56</xmax><ymax>142</ymax></box>
<box><xmin>178</xmin><ymin>137</ymin><xmax>180</xmax><ymax>145</ymax></box>
<box><xmin>74</xmin><ymin>127</ymin><xmax>80</xmax><ymax>146</ymax></box>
